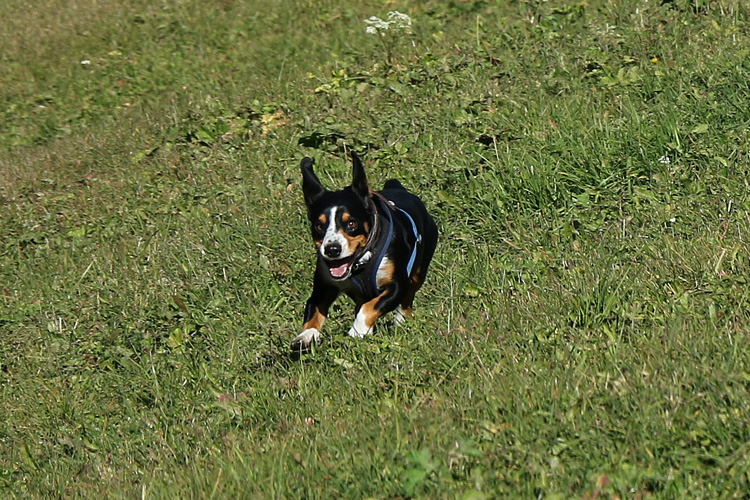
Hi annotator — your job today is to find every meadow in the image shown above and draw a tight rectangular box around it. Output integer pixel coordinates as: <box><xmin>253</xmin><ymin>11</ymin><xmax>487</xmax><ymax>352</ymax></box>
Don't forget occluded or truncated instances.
<box><xmin>1</xmin><ymin>0</ymin><xmax>749</xmax><ymax>498</ymax></box>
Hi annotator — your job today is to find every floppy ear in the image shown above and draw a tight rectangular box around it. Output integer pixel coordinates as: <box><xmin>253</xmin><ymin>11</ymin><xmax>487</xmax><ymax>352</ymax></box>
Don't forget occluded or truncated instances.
<box><xmin>350</xmin><ymin>151</ymin><xmax>371</xmax><ymax>203</ymax></box>
<box><xmin>301</xmin><ymin>157</ymin><xmax>326</xmax><ymax>207</ymax></box>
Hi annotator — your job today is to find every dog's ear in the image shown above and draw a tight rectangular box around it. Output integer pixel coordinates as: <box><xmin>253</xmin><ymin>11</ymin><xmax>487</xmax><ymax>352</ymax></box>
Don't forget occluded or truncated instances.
<box><xmin>350</xmin><ymin>151</ymin><xmax>372</xmax><ymax>205</ymax></box>
<box><xmin>301</xmin><ymin>157</ymin><xmax>326</xmax><ymax>207</ymax></box>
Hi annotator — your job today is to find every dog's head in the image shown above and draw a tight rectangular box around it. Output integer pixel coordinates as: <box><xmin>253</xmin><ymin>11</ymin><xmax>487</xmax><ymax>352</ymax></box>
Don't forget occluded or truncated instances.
<box><xmin>301</xmin><ymin>152</ymin><xmax>374</xmax><ymax>280</ymax></box>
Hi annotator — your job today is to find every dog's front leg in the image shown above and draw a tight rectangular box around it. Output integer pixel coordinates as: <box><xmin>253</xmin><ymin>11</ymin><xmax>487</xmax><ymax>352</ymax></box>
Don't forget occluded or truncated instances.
<box><xmin>291</xmin><ymin>279</ymin><xmax>339</xmax><ymax>351</ymax></box>
<box><xmin>347</xmin><ymin>284</ymin><xmax>404</xmax><ymax>338</ymax></box>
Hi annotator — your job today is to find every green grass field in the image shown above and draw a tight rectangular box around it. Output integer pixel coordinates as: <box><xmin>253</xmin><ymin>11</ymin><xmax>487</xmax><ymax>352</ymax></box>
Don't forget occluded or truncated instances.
<box><xmin>2</xmin><ymin>0</ymin><xmax>749</xmax><ymax>498</ymax></box>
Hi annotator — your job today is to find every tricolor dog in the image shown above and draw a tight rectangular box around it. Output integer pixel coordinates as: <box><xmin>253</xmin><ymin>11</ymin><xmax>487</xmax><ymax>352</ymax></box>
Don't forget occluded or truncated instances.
<box><xmin>291</xmin><ymin>152</ymin><xmax>438</xmax><ymax>351</ymax></box>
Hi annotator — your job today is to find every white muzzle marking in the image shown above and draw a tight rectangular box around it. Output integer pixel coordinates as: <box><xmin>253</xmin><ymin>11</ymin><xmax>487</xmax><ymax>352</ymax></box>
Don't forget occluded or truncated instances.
<box><xmin>321</xmin><ymin>207</ymin><xmax>353</xmax><ymax>260</ymax></box>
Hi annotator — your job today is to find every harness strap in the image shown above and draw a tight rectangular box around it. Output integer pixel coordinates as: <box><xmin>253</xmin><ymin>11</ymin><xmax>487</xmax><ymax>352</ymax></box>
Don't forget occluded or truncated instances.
<box><xmin>352</xmin><ymin>193</ymin><xmax>421</xmax><ymax>296</ymax></box>
<box><xmin>396</xmin><ymin>207</ymin><xmax>421</xmax><ymax>277</ymax></box>
<box><xmin>369</xmin><ymin>203</ymin><xmax>394</xmax><ymax>295</ymax></box>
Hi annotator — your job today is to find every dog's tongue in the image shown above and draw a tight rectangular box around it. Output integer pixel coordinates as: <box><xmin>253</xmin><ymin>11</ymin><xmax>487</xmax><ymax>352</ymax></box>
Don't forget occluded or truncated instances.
<box><xmin>330</xmin><ymin>261</ymin><xmax>350</xmax><ymax>278</ymax></box>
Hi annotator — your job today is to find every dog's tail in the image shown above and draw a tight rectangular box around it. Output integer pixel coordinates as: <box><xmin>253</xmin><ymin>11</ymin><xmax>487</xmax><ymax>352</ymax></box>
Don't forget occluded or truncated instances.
<box><xmin>383</xmin><ymin>179</ymin><xmax>406</xmax><ymax>190</ymax></box>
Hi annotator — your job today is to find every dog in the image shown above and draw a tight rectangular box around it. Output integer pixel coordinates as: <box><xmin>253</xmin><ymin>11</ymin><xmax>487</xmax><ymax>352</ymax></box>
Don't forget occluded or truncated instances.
<box><xmin>291</xmin><ymin>151</ymin><xmax>438</xmax><ymax>351</ymax></box>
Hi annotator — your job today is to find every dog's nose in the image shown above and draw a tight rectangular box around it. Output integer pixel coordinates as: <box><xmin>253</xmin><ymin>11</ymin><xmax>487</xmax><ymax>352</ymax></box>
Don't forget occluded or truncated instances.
<box><xmin>324</xmin><ymin>243</ymin><xmax>342</xmax><ymax>259</ymax></box>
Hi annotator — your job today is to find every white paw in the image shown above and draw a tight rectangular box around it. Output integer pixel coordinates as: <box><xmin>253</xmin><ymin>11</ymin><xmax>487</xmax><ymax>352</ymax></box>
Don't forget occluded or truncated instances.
<box><xmin>349</xmin><ymin>310</ymin><xmax>375</xmax><ymax>339</ymax></box>
<box><xmin>347</xmin><ymin>312</ymin><xmax>373</xmax><ymax>338</ymax></box>
<box><xmin>347</xmin><ymin>325</ymin><xmax>373</xmax><ymax>338</ymax></box>
<box><xmin>291</xmin><ymin>328</ymin><xmax>320</xmax><ymax>350</ymax></box>
<box><xmin>393</xmin><ymin>306</ymin><xmax>407</xmax><ymax>325</ymax></box>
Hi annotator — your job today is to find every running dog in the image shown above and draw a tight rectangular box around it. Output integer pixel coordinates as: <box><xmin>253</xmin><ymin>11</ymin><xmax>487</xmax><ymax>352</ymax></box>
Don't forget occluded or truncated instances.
<box><xmin>291</xmin><ymin>152</ymin><xmax>438</xmax><ymax>351</ymax></box>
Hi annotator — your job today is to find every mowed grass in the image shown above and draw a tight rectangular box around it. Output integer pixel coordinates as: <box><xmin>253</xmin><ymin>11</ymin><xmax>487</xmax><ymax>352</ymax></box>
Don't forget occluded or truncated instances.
<box><xmin>2</xmin><ymin>0</ymin><xmax>749</xmax><ymax>498</ymax></box>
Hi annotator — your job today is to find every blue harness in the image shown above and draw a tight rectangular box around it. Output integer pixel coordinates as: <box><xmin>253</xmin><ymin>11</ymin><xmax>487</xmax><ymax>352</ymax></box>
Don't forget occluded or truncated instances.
<box><xmin>351</xmin><ymin>195</ymin><xmax>421</xmax><ymax>297</ymax></box>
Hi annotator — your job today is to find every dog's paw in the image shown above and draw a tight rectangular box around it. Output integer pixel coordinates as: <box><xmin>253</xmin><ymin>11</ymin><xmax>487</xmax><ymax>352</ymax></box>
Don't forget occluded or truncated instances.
<box><xmin>347</xmin><ymin>314</ymin><xmax>373</xmax><ymax>338</ymax></box>
<box><xmin>393</xmin><ymin>306</ymin><xmax>407</xmax><ymax>325</ymax></box>
<box><xmin>347</xmin><ymin>325</ymin><xmax>372</xmax><ymax>338</ymax></box>
<box><xmin>291</xmin><ymin>328</ymin><xmax>320</xmax><ymax>351</ymax></box>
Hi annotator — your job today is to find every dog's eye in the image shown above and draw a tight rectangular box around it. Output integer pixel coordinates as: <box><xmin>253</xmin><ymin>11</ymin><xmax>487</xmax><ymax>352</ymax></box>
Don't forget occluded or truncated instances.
<box><xmin>313</xmin><ymin>222</ymin><xmax>325</xmax><ymax>232</ymax></box>
<box><xmin>346</xmin><ymin>220</ymin><xmax>358</xmax><ymax>230</ymax></box>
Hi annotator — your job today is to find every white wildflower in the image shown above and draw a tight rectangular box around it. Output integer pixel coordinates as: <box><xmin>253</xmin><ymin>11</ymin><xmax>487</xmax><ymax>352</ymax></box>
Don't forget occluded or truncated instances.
<box><xmin>659</xmin><ymin>155</ymin><xmax>671</xmax><ymax>165</ymax></box>
<box><xmin>80</xmin><ymin>59</ymin><xmax>91</xmax><ymax>65</ymax></box>
<box><xmin>364</xmin><ymin>11</ymin><xmax>412</xmax><ymax>35</ymax></box>
<box><xmin>364</xmin><ymin>15</ymin><xmax>391</xmax><ymax>34</ymax></box>
<box><xmin>387</xmin><ymin>11</ymin><xmax>412</xmax><ymax>30</ymax></box>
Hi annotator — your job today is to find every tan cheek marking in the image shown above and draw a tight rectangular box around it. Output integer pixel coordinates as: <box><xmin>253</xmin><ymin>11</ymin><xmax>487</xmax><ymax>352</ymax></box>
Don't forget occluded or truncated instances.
<box><xmin>376</xmin><ymin>259</ymin><xmax>395</xmax><ymax>289</ymax></box>
<box><xmin>360</xmin><ymin>291</ymin><xmax>389</xmax><ymax>328</ymax></box>
<box><xmin>341</xmin><ymin>231</ymin><xmax>367</xmax><ymax>254</ymax></box>
<box><xmin>364</xmin><ymin>221</ymin><xmax>370</xmax><ymax>233</ymax></box>
<box><xmin>314</xmin><ymin>239</ymin><xmax>322</xmax><ymax>248</ymax></box>
<box><xmin>303</xmin><ymin>308</ymin><xmax>326</xmax><ymax>331</ymax></box>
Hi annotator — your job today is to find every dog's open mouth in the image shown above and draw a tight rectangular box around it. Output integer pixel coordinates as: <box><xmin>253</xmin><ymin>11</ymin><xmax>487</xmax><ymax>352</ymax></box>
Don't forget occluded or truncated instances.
<box><xmin>327</xmin><ymin>257</ymin><xmax>354</xmax><ymax>279</ymax></box>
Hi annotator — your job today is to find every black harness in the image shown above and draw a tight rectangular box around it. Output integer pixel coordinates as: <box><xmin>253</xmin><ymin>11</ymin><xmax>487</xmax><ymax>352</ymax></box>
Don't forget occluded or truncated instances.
<box><xmin>349</xmin><ymin>193</ymin><xmax>421</xmax><ymax>297</ymax></box>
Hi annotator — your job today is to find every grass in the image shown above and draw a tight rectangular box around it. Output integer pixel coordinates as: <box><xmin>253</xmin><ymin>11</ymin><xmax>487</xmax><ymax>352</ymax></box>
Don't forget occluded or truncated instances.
<box><xmin>1</xmin><ymin>0</ymin><xmax>749</xmax><ymax>498</ymax></box>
